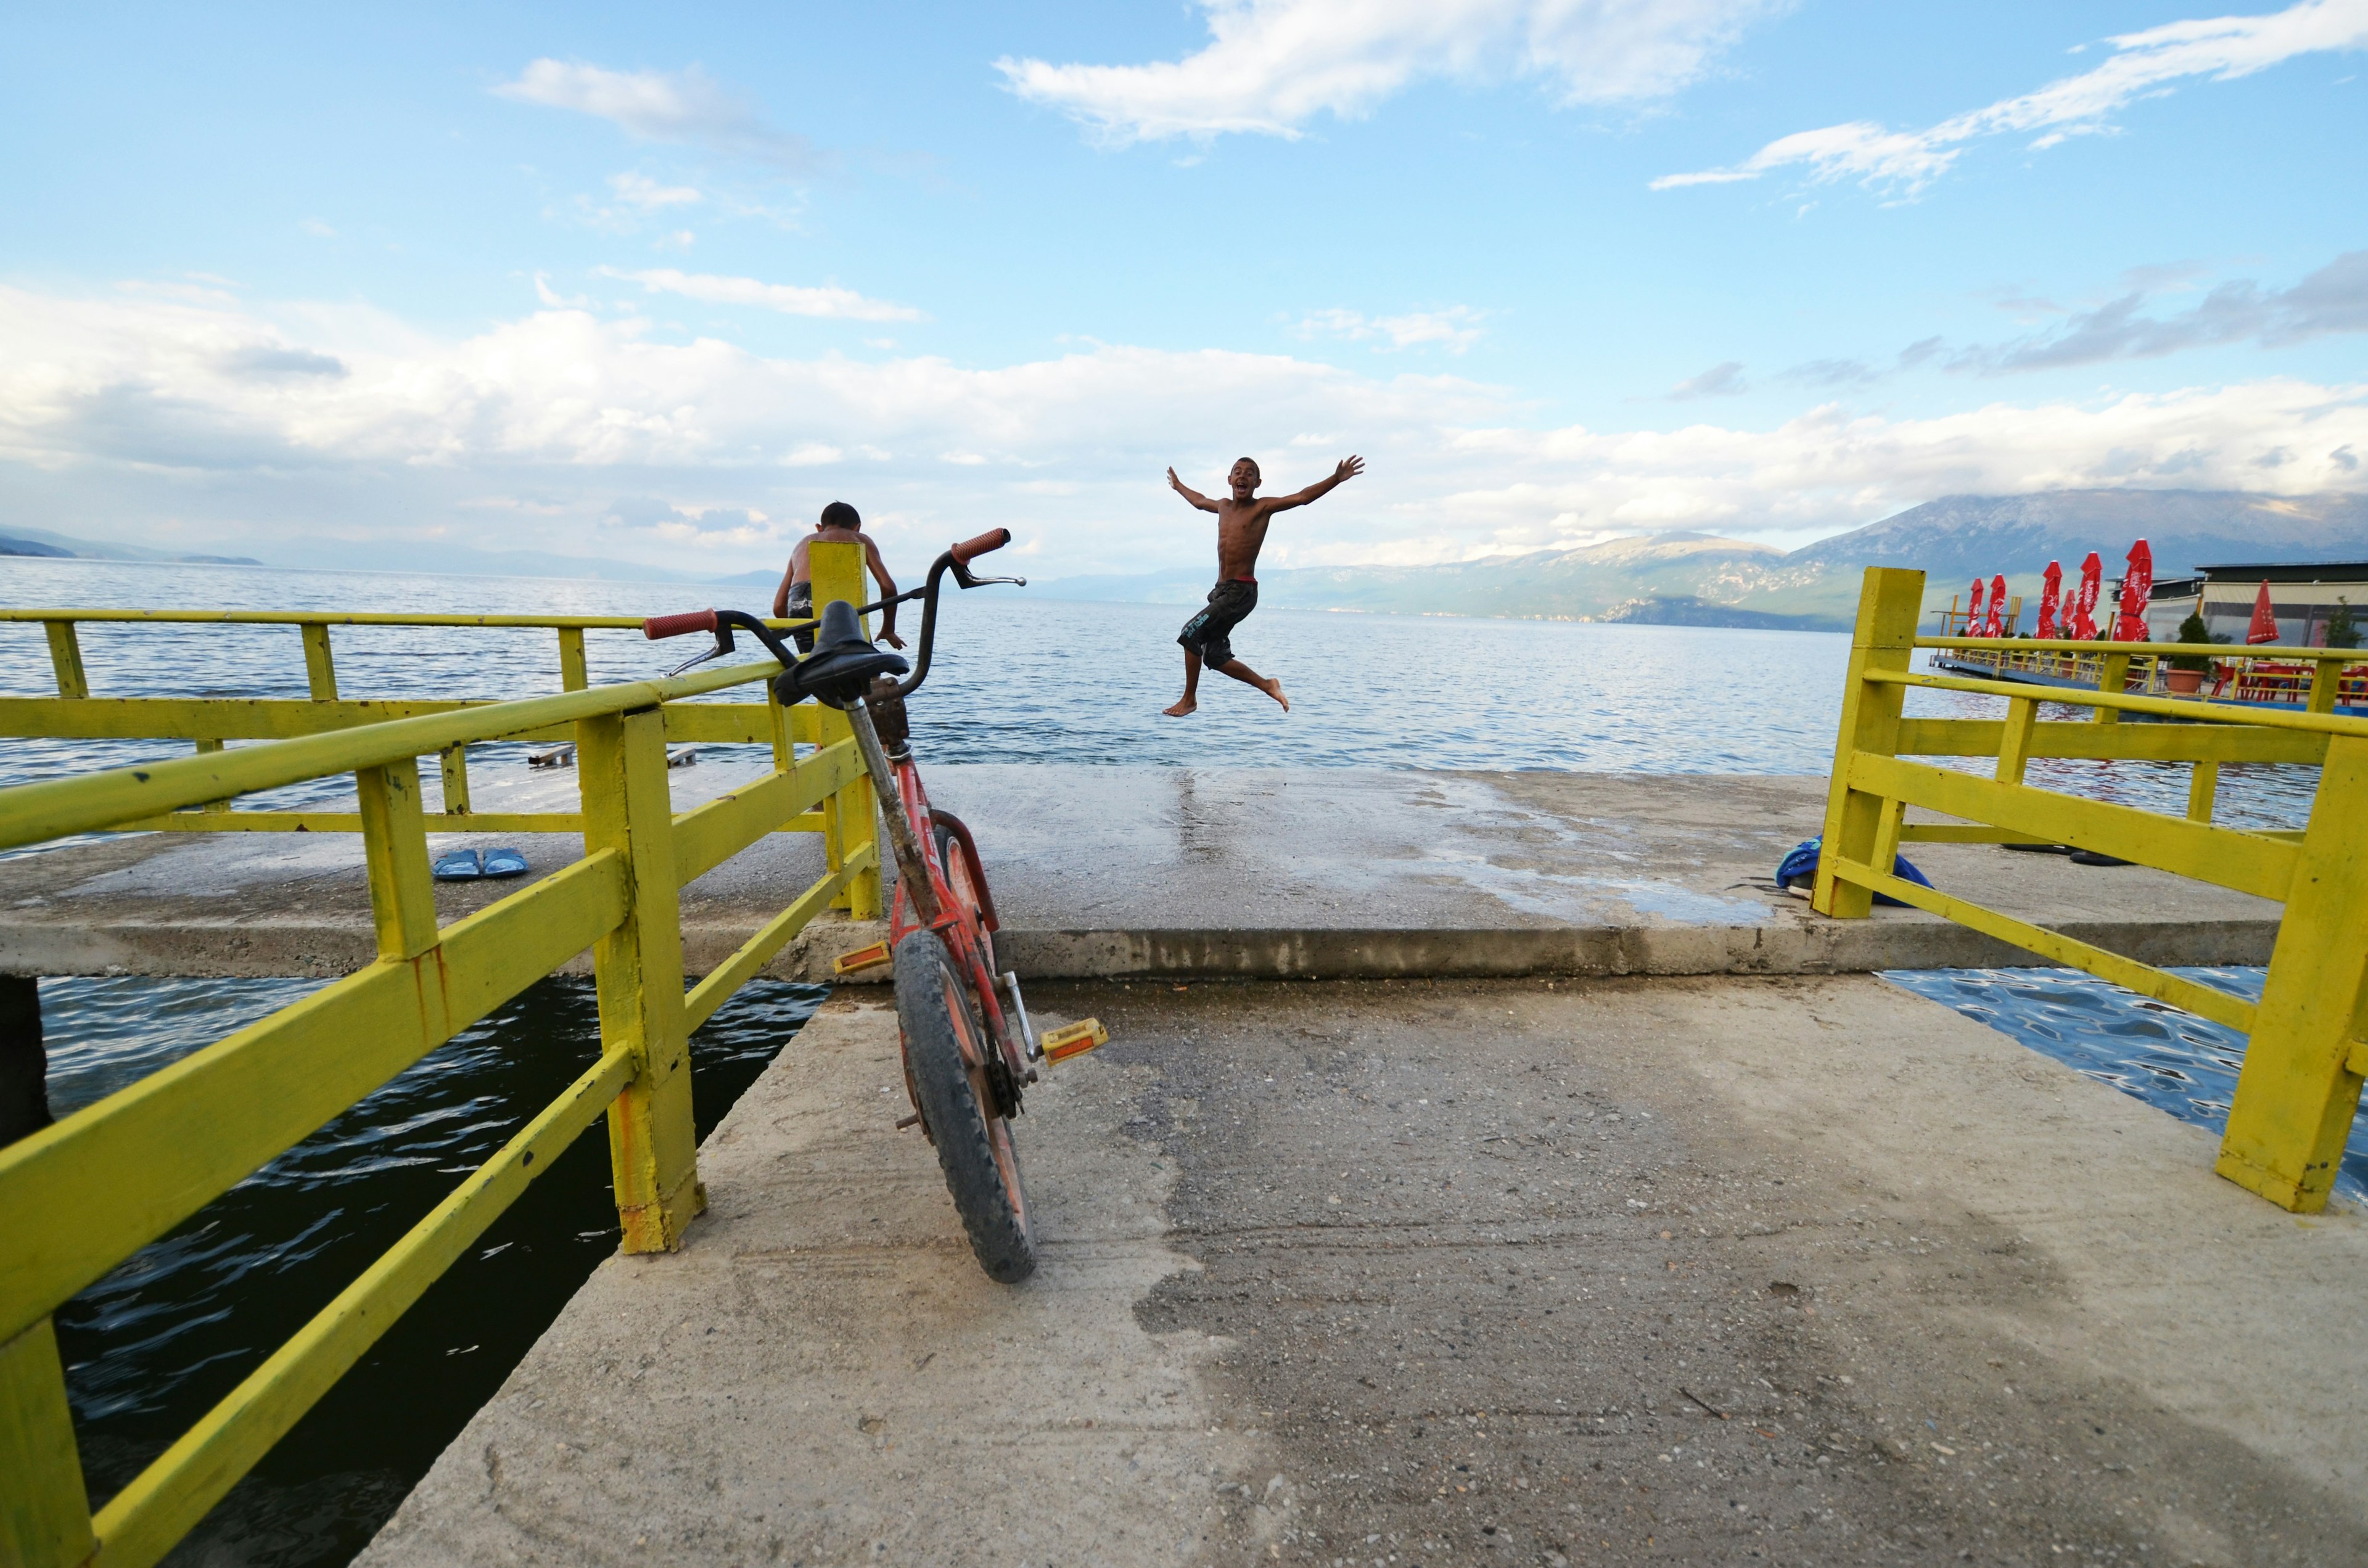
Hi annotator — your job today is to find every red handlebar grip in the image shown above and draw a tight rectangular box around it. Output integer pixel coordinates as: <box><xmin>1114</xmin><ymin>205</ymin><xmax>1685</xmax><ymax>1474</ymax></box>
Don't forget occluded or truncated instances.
<box><xmin>643</xmin><ymin>609</ymin><xmax>718</xmax><ymax>640</ymax></box>
<box><xmin>950</xmin><ymin>528</ymin><xmax>1011</xmax><ymax>564</ymax></box>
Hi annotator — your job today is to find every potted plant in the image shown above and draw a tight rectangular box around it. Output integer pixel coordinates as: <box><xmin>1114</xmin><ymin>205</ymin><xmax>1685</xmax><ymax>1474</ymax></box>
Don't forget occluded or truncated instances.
<box><xmin>2164</xmin><ymin>609</ymin><xmax>2227</xmax><ymax>693</ymax></box>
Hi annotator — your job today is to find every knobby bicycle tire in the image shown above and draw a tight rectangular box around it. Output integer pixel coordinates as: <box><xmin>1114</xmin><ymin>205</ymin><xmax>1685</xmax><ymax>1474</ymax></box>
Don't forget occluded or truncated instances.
<box><xmin>895</xmin><ymin>929</ymin><xmax>1037</xmax><ymax>1283</ymax></box>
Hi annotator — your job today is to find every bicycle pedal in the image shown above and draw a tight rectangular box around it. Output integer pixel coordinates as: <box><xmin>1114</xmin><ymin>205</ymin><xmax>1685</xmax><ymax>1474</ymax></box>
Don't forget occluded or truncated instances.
<box><xmin>832</xmin><ymin>940</ymin><xmax>892</xmax><ymax>977</ymax></box>
<box><xmin>1039</xmin><ymin>1017</ymin><xmax>1110</xmax><ymax>1066</ymax></box>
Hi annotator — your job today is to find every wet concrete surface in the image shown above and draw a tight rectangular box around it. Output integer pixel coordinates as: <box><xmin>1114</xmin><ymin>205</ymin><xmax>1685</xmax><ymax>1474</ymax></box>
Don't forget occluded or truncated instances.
<box><xmin>0</xmin><ymin>768</ymin><xmax>2282</xmax><ymax>981</ymax></box>
<box><xmin>360</xmin><ymin>977</ymin><xmax>2368</xmax><ymax>1567</ymax></box>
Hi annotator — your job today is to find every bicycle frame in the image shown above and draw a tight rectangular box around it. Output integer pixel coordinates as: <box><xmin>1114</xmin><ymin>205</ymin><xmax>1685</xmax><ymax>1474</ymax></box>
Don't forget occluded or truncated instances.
<box><xmin>843</xmin><ymin>693</ymin><xmax>1037</xmax><ymax>1111</ymax></box>
<box><xmin>644</xmin><ymin>531</ymin><xmax>1040</xmax><ymax>1110</ymax></box>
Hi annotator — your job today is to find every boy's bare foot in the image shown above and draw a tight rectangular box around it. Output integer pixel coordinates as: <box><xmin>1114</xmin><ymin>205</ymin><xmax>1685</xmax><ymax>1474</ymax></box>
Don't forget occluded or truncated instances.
<box><xmin>1261</xmin><ymin>678</ymin><xmax>1289</xmax><ymax>712</ymax></box>
<box><xmin>1163</xmin><ymin>697</ymin><xmax>1198</xmax><ymax>717</ymax></box>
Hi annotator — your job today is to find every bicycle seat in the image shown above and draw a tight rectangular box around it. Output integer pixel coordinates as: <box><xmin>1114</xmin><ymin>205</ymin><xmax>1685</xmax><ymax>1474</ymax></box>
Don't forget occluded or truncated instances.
<box><xmin>773</xmin><ymin>598</ymin><xmax>908</xmax><ymax>710</ymax></box>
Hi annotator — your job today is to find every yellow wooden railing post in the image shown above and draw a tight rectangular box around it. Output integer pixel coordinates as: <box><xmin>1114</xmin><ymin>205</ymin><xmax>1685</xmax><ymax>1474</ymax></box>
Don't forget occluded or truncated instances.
<box><xmin>194</xmin><ymin>737</ymin><xmax>231</xmax><ymax>813</ymax></box>
<box><xmin>809</xmin><ymin>540</ymin><xmax>882</xmax><ymax>919</ymax></box>
<box><xmin>301</xmin><ymin>625</ymin><xmax>337</xmax><ymax>700</ymax></box>
<box><xmin>42</xmin><ymin>622</ymin><xmax>88</xmax><ymax>700</ymax></box>
<box><xmin>556</xmin><ymin>626</ymin><xmax>588</xmax><ymax>692</ymax></box>
<box><xmin>0</xmin><ymin>1316</ymin><xmax>96</xmax><ymax>1568</ymax></box>
<box><xmin>2214</xmin><ymin>733</ymin><xmax>2368</xmax><ymax>1212</ymax></box>
<box><xmin>578</xmin><ymin>707</ymin><xmax>704</xmax><ymax>1252</ymax></box>
<box><xmin>1995</xmin><ymin>695</ymin><xmax>2038</xmax><ymax>786</ymax></box>
<box><xmin>2308</xmin><ymin>657</ymin><xmax>2341</xmax><ymax>716</ymax></box>
<box><xmin>438</xmin><ymin>745</ymin><xmax>472</xmax><ymax>816</ymax></box>
<box><xmin>2093</xmin><ymin>651</ymin><xmax>2131</xmax><ymax>724</ymax></box>
<box><xmin>1814</xmin><ymin>567</ymin><xmax>1923</xmax><ymax>918</ymax></box>
<box><xmin>356</xmin><ymin>758</ymin><xmax>438</xmax><ymax>963</ymax></box>
<box><xmin>2187</xmin><ymin>760</ymin><xmax>2219</xmax><ymax>824</ymax></box>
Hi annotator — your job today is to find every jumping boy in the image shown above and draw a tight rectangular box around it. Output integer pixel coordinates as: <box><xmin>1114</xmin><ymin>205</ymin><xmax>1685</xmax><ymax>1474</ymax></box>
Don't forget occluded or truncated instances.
<box><xmin>773</xmin><ymin>501</ymin><xmax>905</xmax><ymax>651</ymax></box>
<box><xmin>1163</xmin><ymin>454</ymin><xmax>1362</xmax><ymax>716</ymax></box>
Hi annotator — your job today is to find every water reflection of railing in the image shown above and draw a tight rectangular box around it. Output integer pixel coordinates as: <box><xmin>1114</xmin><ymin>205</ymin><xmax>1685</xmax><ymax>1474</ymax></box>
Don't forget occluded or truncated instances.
<box><xmin>0</xmin><ymin>546</ymin><xmax>883</xmax><ymax>1567</ymax></box>
<box><xmin>1820</xmin><ymin>567</ymin><xmax>2368</xmax><ymax>1218</ymax></box>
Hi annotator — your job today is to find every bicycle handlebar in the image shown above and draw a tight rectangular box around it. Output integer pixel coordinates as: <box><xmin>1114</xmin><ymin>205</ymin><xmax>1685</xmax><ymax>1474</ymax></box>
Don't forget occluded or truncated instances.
<box><xmin>643</xmin><ymin>609</ymin><xmax>719</xmax><ymax>640</ymax></box>
<box><xmin>950</xmin><ymin>528</ymin><xmax>1010</xmax><ymax>565</ymax></box>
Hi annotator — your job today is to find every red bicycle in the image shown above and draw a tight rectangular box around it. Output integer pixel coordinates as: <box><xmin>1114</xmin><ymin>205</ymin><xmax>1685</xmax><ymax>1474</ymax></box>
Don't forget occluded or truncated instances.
<box><xmin>643</xmin><ymin>530</ymin><xmax>1101</xmax><ymax>1282</ymax></box>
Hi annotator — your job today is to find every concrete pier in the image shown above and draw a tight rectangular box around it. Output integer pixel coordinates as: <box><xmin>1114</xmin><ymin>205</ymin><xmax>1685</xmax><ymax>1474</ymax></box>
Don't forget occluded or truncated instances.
<box><xmin>0</xmin><ymin>768</ymin><xmax>2283</xmax><ymax>982</ymax></box>
<box><xmin>357</xmin><ymin>976</ymin><xmax>2368</xmax><ymax>1566</ymax></box>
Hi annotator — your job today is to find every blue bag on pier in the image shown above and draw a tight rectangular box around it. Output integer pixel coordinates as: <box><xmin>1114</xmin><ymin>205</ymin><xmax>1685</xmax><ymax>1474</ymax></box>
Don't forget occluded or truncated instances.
<box><xmin>1775</xmin><ymin>837</ymin><xmax>1932</xmax><ymax>908</ymax></box>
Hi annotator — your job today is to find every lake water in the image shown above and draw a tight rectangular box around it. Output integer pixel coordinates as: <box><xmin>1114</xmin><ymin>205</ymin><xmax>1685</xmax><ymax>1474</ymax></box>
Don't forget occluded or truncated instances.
<box><xmin>0</xmin><ymin>555</ymin><xmax>2340</xmax><ymax>1565</ymax></box>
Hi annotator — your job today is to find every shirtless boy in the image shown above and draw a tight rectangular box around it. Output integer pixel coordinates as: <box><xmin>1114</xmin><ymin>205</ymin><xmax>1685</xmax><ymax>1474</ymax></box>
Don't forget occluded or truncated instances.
<box><xmin>1163</xmin><ymin>454</ymin><xmax>1362</xmax><ymax>716</ymax></box>
<box><xmin>772</xmin><ymin>501</ymin><xmax>905</xmax><ymax>651</ymax></box>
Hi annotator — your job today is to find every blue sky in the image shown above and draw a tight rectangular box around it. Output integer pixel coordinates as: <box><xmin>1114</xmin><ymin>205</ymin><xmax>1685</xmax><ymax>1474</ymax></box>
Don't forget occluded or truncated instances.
<box><xmin>2</xmin><ymin>1</ymin><xmax>2364</xmax><ymax>580</ymax></box>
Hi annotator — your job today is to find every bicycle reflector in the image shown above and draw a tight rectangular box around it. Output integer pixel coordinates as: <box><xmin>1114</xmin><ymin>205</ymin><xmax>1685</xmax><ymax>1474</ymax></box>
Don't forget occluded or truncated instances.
<box><xmin>831</xmin><ymin>940</ymin><xmax>892</xmax><ymax>977</ymax></box>
<box><xmin>1038</xmin><ymin>1017</ymin><xmax>1110</xmax><ymax>1067</ymax></box>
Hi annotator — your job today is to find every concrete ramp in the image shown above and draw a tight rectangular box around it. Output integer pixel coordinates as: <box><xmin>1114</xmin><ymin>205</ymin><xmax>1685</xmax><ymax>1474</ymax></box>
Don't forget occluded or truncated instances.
<box><xmin>360</xmin><ymin>977</ymin><xmax>2368</xmax><ymax>1567</ymax></box>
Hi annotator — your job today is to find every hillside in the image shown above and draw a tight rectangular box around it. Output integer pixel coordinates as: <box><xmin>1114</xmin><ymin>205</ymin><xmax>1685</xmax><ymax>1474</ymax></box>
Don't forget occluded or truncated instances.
<box><xmin>1042</xmin><ymin>490</ymin><xmax>2368</xmax><ymax>631</ymax></box>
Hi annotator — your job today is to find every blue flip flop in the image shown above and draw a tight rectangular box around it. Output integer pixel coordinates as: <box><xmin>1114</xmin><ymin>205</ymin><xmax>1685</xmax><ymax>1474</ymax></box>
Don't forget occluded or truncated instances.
<box><xmin>481</xmin><ymin>847</ymin><xmax>529</xmax><ymax>879</ymax></box>
<box><xmin>431</xmin><ymin>848</ymin><xmax>483</xmax><ymax>881</ymax></box>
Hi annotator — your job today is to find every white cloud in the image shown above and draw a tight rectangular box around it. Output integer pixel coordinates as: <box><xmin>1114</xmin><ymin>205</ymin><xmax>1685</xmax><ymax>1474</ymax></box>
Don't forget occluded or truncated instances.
<box><xmin>609</xmin><ymin>171</ymin><xmax>702</xmax><ymax>208</ymax></box>
<box><xmin>1296</xmin><ymin>306</ymin><xmax>1487</xmax><ymax>352</ymax></box>
<box><xmin>997</xmin><ymin>0</ymin><xmax>1776</xmax><ymax>142</ymax></box>
<box><xmin>1656</xmin><ymin>0</ymin><xmax>2368</xmax><ymax>194</ymax></box>
<box><xmin>2</xmin><ymin>281</ymin><xmax>2362</xmax><ymax>578</ymax></box>
<box><xmin>598</xmin><ymin>267</ymin><xmax>924</xmax><ymax>322</ymax></box>
<box><xmin>298</xmin><ymin>218</ymin><xmax>337</xmax><ymax>239</ymax></box>
<box><xmin>494</xmin><ymin>59</ymin><xmax>817</xmax><ymax>170</ymax></box>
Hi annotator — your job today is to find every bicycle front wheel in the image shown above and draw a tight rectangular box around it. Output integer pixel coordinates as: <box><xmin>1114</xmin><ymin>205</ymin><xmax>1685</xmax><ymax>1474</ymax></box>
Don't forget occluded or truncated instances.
<box><xmin>895</xmin><ymin>929</ymin><xmax>1037</xmax><ymax>1283</ymax></box>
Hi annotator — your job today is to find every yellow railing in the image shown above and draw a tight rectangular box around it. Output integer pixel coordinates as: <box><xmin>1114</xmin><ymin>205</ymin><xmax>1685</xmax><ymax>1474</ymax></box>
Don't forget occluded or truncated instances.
<box><xmin>0</xmin><ymin>605</ymin><xmax>838</xmax><ymax>835</ymax></box>
<box><xmin>1815</xmin><ymin>567</ymin><xmax>2368</xmax><ymax>1215</ymax></box>
<box><xmin>0</xmin><ymin>546</ymin><xmax>884</xmax><ymax>1566</ymax></box>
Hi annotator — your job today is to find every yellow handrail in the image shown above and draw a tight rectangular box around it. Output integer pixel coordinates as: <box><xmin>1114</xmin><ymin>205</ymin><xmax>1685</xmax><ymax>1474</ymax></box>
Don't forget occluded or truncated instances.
<box><xmin>0</xmin><ymin>604</ymin><xmax>840</xmax><ymax>836</ymax></box>
<box><xmin>0</xmin><ymin>543</ymin><xmax>886</xmax><ymax>1567</ymax></box>
<box><xmin>1815</xmin><ymin>567</ymin><xmax>2368</xmax><ymax>1218</ymax></box>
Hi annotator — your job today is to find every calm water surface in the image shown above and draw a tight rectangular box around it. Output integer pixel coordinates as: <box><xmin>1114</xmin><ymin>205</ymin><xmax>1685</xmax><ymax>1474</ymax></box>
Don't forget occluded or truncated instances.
<box><xmin>1884</xmin><ymin>966</ymin><xmax>2368</xmax><ymax>1203</ymax></box>
<box><xmin>0</xmin><ymin>556</ymin><xmax>2338</xmax><ymax>1564</ymax></box>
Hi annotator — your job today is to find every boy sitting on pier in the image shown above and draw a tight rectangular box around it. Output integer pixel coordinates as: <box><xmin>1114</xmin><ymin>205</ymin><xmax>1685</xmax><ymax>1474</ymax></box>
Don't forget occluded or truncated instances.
<box><xmin>1162</xmin><ymin>454</ymin><xmax>1363</xmax><ymax>716</ymax></box>
<box><xmin>773</xmin><ymin>501</ymin><xmax>905</xmax><ymax>651</ymax></box>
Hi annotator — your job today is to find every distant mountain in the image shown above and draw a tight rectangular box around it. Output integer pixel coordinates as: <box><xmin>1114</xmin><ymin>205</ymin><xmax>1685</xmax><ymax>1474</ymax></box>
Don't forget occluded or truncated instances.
<box><xmin>0</xmin><ymin>526</ymin><xmax>261</xmax><ymax>566</ymax></box>
<box><xmin>1783</xmin><ymin>490</ymin><xmax>2368</xmax><ymax>588</ymax></box>
<box><xmin>1041</xmin><ymin>490</ymin><xmax>2368</xmax><ymax>631</ymax></box>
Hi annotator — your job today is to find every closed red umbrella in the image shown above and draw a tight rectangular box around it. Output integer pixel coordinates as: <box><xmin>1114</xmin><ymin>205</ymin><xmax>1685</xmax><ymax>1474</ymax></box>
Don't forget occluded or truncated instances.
<box><xmin>2036</xmin><ymin>560</ymin><xmax>2062</xmax><ymax>638</ymax></box>
<box><xmin>1965</xmin><ymin>577</ymin><xmax>1985</xmax><ymax>634</ymax></box>
<box><xmin>2247</xmin><ymin>579</ymin><xmax>2280</xmax><ymax>644</ymax></box>
<box><xmin>1982</xmin><ymin>573</ymin><xmax>2008</xmax><ymax>638</ymax></box>
<box><xmin>2113</xmin><ymin>539</ymin><xmax>2153</xmax><ymax>642</ymax></box>
<box><xmin>2070</xmin><ymin>552</ymin><xmax>2102</xmax><ymax>640</ymax></box>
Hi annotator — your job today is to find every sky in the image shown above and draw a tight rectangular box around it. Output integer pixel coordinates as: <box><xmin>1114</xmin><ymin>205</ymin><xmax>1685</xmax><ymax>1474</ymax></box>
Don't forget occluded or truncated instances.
<box><xmin>2</xmin><ymin>0</ymin><xmax>2365</xmax><ymax>581</ymax></box>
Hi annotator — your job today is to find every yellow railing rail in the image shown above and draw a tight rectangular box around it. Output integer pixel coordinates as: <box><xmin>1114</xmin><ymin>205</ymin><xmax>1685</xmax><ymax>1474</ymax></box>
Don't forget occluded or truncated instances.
<box><xmin>1815</xmin><ymin>567</ymin><xmax>2368</xmax><ymax>1215</ymax></box>
<box><xmin>0</xmin><ymin>603</ymin><xmax>836</xmax><ymax>835</ymax></box>
<box><xmin>0</xmin><ymin>544</ymin><xmax>884</xmax><ymax>1567</ymax></box>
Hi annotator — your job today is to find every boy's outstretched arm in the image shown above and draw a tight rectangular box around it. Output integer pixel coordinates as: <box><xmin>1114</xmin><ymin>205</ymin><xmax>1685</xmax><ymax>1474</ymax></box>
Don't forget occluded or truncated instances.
<box><xmin>1267</xmin><ymin>455</ymin><xmax>1365</xmax><ymax>512</ymax></box>
<box><xmin>1168</xmin><ymin>467</ymin><xmax>1221</xmax><ymax>513</ymax></box>
<box><xmin>861</xmin><ymin>536</ymin><xmax>906</xmax><ymax>649</ymax></box>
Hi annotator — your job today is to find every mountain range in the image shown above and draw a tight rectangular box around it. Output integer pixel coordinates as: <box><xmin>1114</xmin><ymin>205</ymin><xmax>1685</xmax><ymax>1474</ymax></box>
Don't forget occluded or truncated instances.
<box><xmin>1043</xmin><ymin>490</ymin><xmax>2368</xmax><ymax>631</ymax></box>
